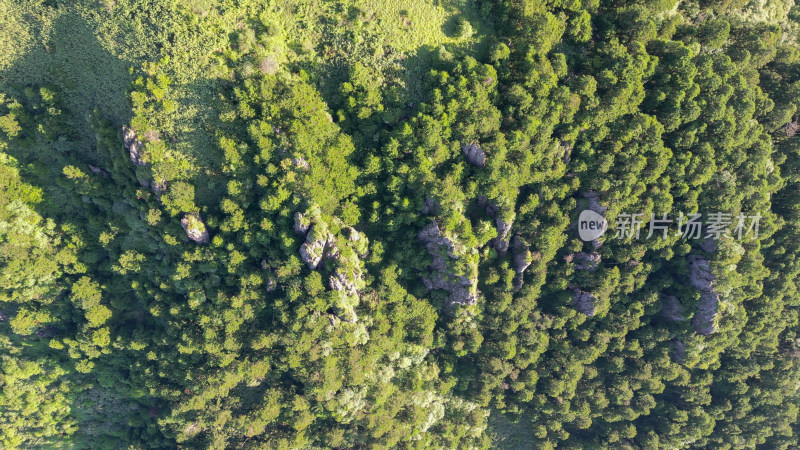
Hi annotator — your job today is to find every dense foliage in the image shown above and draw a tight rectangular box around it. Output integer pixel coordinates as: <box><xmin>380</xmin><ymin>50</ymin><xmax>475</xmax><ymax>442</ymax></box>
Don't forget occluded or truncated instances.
<box><xmin>1</xmin><ymin>0</ymin><xmax>800</xmax><ymax>447</ymax></box>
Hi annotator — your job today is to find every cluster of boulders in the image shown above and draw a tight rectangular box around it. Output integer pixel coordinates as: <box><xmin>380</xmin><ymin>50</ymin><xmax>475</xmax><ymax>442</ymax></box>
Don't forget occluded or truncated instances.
<box><xmin>296</xmin><ymin>211</ymin><xmax>368</xmax><ymax>323</ymax></box>
<box><xmin>418</xmin><ymin>221</ymin><xmax>479</xmax><ymax>307</ymax></box>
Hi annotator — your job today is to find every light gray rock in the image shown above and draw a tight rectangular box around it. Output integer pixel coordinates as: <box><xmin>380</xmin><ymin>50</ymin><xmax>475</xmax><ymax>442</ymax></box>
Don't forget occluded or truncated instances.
<box><xmin>462</xmin><ymin>142</ymin><xmax>486</xmax><ymax>167</ymax></box>
<box><xmin>292</xmin><ymin>156</ymin><xmax>310</xmax><ymax>171</ymax></box>
<box><xmin>299</xmin><ymin>227</ymin><xmax>332</xmax><ymax>270</ymax></box>
<box><xmin>294</xmin><ymin>212</ymin><xmax>311</xmax><ymax>235</ymax></box>
<box><xmin>123</xmin><ymin>126</ymin><xmax>146</xmax><ymax>166</ymax></box>
<box><xmin>572</xmin><ymin>289</ymin><xmax>596</xmax><ymax>317</ymax></box>
<box><xmin>418</xmin><ymin>221</ymin><xmax>478</xmax><ymax>307</ymax></box>
<box><xmin>0</xmin><ymin>310</ymin><xmax>6</xmax><ymax>322</ymax></box>
<box><xmin>512</xmin><ymin>236</ymin><xmax>532</xmax><ymax>275</ymax></box>
<box><xmin>181</xmin><ymin>213</ymin><xmax>210</xmax><ymax>244</ymax></box>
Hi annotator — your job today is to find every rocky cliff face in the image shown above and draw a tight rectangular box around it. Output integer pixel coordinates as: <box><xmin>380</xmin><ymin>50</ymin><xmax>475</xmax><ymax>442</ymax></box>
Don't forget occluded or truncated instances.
<box><xmin>418</xmin><ymin>221</ymin><xmax>479</xmax><ymax>307</ymax></box>
<box><xmin>688</xmin><ymin>254</ymin><xmax>719</xmax><ymax>335</ymax></box>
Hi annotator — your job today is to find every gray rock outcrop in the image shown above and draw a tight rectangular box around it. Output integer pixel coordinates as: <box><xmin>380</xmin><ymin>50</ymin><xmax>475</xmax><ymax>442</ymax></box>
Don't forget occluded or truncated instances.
<box><xmin>123</xmin><ymin>126</ymin><xmax>146</xmax><ymax>166</ymax></box>
<box><xmin>181</xmin><ymin>213</ymin><xmax>210</xmax><ymax>244</ymax></box>
<box><xmin>418</xmin><ymin>221</ymin><xmax>479</xmax><ymax>307</ymax></box>
<box><xmin>572</xmin><ymin>289</ymin><xmax>596</xmax><ymax>317</ymax></box>
<box><xmin>299</xmin><ymin>226</ymin><xmax>334</xmax><ymax>270</ymax></box>
<box><xmin>462</xmin><ymin>142</ymin><xmax>486</xmax><ymax>167</ymax></box>
<box><xmin>688</xmin><ymin>254</ymin><xmax>719</xmax><ymax>335</ymax></box>
<box><xmin>294</xmin><ymin>212</ymin><xmax>311</xmax><ymax>235</ymax></box>
<box><xmin>573</xmin><ymin>252</ymin><xmax>601</xmax><ymax>272</ymax></box>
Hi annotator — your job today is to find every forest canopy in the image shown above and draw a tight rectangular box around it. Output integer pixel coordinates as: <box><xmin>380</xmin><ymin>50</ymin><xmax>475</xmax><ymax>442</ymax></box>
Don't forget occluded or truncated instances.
<box><xmin>1</xmin><ymin>0</ymin><xmax>800</xmax><ymax>448</ymax></box>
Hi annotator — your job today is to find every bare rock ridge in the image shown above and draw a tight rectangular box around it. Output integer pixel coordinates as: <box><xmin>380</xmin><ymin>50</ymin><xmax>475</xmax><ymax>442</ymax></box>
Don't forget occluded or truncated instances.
<box><xmin>181</xmin><ymin>213</ymin><xmax>210</xmax><ymax>244</ymax></box>
<box><xmin>462</xmin><ymin>142</ymin><xmax>486</xmax><ymax>167</ymax></box>
<box><xmin>418</xmin><ymin>221</ymin><xmax>479</xmax><ymax>307</ymax></box>
<box><xmin>688</xmin><ymin>254</ymin><xmax>719</xmax><ymax>335</ymax></box>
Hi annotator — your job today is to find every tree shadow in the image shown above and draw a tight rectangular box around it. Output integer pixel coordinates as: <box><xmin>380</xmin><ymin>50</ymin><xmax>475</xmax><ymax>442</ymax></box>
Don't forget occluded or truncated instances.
<box><xmin>1</xmin><ymin>10</ymin><xmax>133</xmax><ymax>153</ymax></box>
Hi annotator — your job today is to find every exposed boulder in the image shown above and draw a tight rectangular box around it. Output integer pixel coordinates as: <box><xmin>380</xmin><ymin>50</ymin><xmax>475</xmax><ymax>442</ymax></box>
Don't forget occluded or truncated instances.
<box><xmin>661</xmin><ymin>295</ymin><xmax>685</xmax><ymax>322</ymax></box>
<box><xmin>688</xmin><ymin>254</ymin><xmax>719</xmax><ymax>335</ymax></box>
<box><xmin>782</xmin><ymin>120</ymin><xmax>799</xmax><ymax>137</ymax></box>
<box><xmin>292</xmin><ymin>156</ymin><xmax>310</xmax><ymax>171</ymax></box>
<box><xmin>418</xmin><ymin>221</ymin><xmax>479</xmax><ymax>307</ymax></box>
<box><xmin>512</xmin><ymin>236</ymin><xmax>532</xmax><ymax>275</ymax></box>
<box><xmin>0</xmin><ymin>310</ymin><xmax>6</xmax><ymax>322</ymax></box>
<box><xmin>462</xmin><ymin>142</ymin><xmax>486</xmax><ymax>167</ymax></box>
<box><xmin>493</xmin><ymin>216</ymin><xmax>513</xmax><ymax>252</ymax></box>
<box><xmin>477</xmin><ymin>196</ymin><xmax>514</xmax><ymax>252</ymax></box>
<box><xmin>573</xmin><ymin>252</ymin><xmax>601</xmax><ymax>272</ymax></box>
<box><xmin>294</xmin><ymin>212</ymin><xmax>311</xmax><ymax>235</ymax></box>
<box><xmin>572</xmin><ymin>289</ymin><xmax>596</xmax><ymax>317</ymax></box>
<box><xmin>123</xmin><ymin>126</ymin><xmax>146</xmax><ymax>166</ymax></box>
<box><xmin>151</xmin><ymin>178</ymin><xmax>167</xmax><ymax>195</ymax></box>
<box><xmin>299</xmin><ymin>225</ymin><xmax>334</xmax><ymax>270</ymax></box>
<box><xmin>511</xmin><ymin>236</ymin><xmax>535</xmax><ymax>290</ymax></box>
<box><xmin>181</xmin><ymin>212</ymin><xmax>210</xmax><ymax>244</ymax></box>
